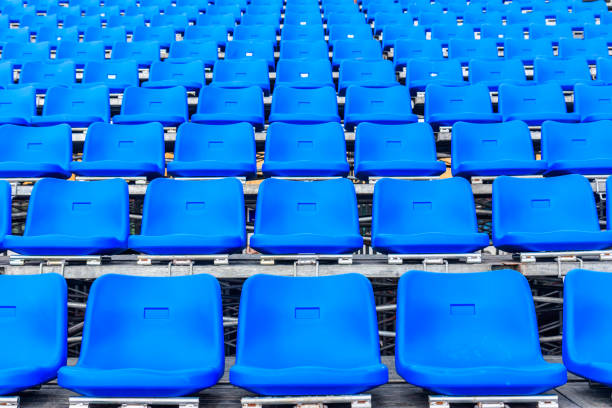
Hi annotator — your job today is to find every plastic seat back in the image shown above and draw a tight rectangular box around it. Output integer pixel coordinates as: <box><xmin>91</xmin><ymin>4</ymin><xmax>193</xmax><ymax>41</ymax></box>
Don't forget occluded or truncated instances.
<box><xmin>574</xmin><ymin>83</ymin><xmax>612</xmax><ymax>121</ymax></box>
<box><xmin>480</xmin><ymin>23</ymin><xmax>524</xmax><ymax>40</ymax></box>
<box><xmin>498</xmin><ymin>83</ymin><xmax>569</xmax><ymax>119</ymax></box>
<box><xmin>36</xmin><ymin>26</ymin><xmax>79</xmax><ymax>45</ymax></box>
<box><xmin>112</xmin><ymin>41</ymin><xmax>160</xmax><ymax>66</ymax></box>
<box><xmin>196</xmin><ymin>85</ymin><xmax>264</xmax><ymax>118</ymax></box>
<box><xmin>83</xmin><ymin>60</ymin><xmax>139</xmax><ymax>92</ymax></box>
<box><xmin>279</xmin><ymin>40</ymin><xmax>329</xmax><ymax>60</ymax></box>
<box><xmin>406</xmin><ymin>59</ymin><xmax>463</xmax><ymax>87</ymax></box>
<box><xmin>233</xmin><ymin>24</ymin><xmax>277</xmax><ymax>43</ymax></box>
<box><xmin>448</xmin><ymin>38</ymin><xmax>499</xmax><ymax>64</ymax></box>
<box><xmin>224</xmin><ymin>40</ymin><xmax>274</xmax><ymax>68</ymax></box>
<box><xmin>469</xmin><ymin>59</ymin><xmax>526</xmax><ymax>88</ymax></box>
<box><xmin>332</xmin><ymin>39</ymin><xmax>382</xmax><ymax>67</ymax></box>
<box><xmin>56</xmin><ymin>40</ymin><xmax>105</xmax><ymax>65</ymax></box>
<box><xmin>339</xmin><ymin>59</ymin><xmax>396</xmax><ymax>91</ymax></box>
<box><xmin>281</xmin><ymin>24</ymin><xmax>324</xmax><ymax>42</ymax></box>
<box><xmin>119</xmin><ymin>86</ymin><xmax>188</xmax><ymax>120</ymax></box>
<box><xmin>504</xmin><ymin>38</ymin><xmax>553</xmax><ymax>62</ymax></box>
<box><xmin>534</xmin><ymin>57</ymin><xmax>591</xmax><ymax>87</ymax></box>
<box><xmin>425</xmin><ymin>84</ymin><xmax>494</xmax><ymax>120</ymax></box>
<box><xmin>276</xmin><ymin>59</ymin><xmax>333</xmax><ymax>88</ymax></box>
<box><xmin>393</xmin><ymin>39</ymin><xmax>444</xmax><ymax>66</ymax></box>
<box><xmin>196</xmin><ymin>13</ymin><xmax>235</xmax><ymax>33</ymax></box>
<box><xmin>84</xmin><ymin>26</ymin><xmax>127</xmax><ymax>47</ymax></box>
<box><xmin>41</xmin><ymin>86</ymin><xmax>110</xmax><ymax>122</ymax></box>
<box><xmin>147</xmin><ymin>60</ymin><xmax>205</xmax><ymax>87</ymax></box>
<box><xmin>184</xmin><ymin>25</ymin><xmax>227</xmax><ymax>47</ymax></box>
<box><xmin>559</xmin><ymin>38</ymin><xmax>609</xmax><ymax>62</ymax></box>
<box><xmin>529</xmin><ymin>23</ymin><xmax>573</xmax><ymax>40</ymax></box>
<box><xmin>328</xmin><ymin>24</ymin><xmax>373</xmax><ymax>43</ymax></box>
<box><xmin>133</xmin><ymin>25</ymin><xmax>175</xmax><ymax>46</ymax></box>
<box><xmin>168</xmin><ymin>39</ymin><xmax>218</xmax><ymax>66</ymax></box>
<box><xmin>18</xmin><ymin>60</ymin><xmax>75</xmax><ymax>87</ymax></box>
<box><xmin>2</xmin><ymin>42</ymin><xmax>50</xmax><ymax>64</ymax></box>
<box><xmin>0</xmin><ymin>87</ymin><xmax>36</xmax><ymax>123</ymax></box>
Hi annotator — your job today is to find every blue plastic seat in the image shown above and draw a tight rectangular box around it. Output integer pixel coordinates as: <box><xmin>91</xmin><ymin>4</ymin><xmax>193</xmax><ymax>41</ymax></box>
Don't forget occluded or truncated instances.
<box><xmin>338</xmin><ymin>60</ymin><xmax>397</xmax><ymax>95</ymax></box>
<box><xmin>211</xmin><ymin>59</ymin><xmax>270</xmax><ymax>95</ymax></box>
<box><xmin>56</xmin><ymin>40</ymin><xmax>105</xmax><ymax>68</ymax></box>
<box><xmin>58</xmin><ymin>273</ymin><xmax>224</xmax><ymax>397</ymax></box>
<box><xmin>167</xmin><ymin>39</ymin><xmax>218</xmax><ymax>67</ymax></box>
<box><xmin>168</xmin><ymin>122</ymin><xmax>256</xmax><ymax>178</ymax></box>
<box><xmin>529</xmin><ymin>23</ymin><xmax>574</xmax><ymax>41</ymax></box>
<box><xmin>31</xmin><ymin>85</ymin><xmax>109</xmax><ymax>127</ymax></box>
<box><xmin>113</xmin><ymin>86</ymin><xmax>188</xmax><ymax>127</ymax></box>
<box><xmin>448</xmin><ymin>39</ymin><xmax>500</xmax><ymax>66</ymax></box>
<box><xmin>498</xmin><ymin>83</ymin><xmax>580</xmax><ymax>125</ymax></box>
<box><xmin>133</xmin><ymin>26</ymin><xmax>175</xmax><ymax>49</ymax></box>
<box><xmin>4</xmin><ymin>178</ymin><xmax>129</xmax><ymax>255</ymax></box>
<box><xmin>112</xmin><ymin>41</ymin><xmax>160</xmax><ymax>68</ymax></box>
<box><xmin>381</xmin><ymin>26</ymin><xmax>425</xmax><ymax>50</ymax></box>
<box><xmin>71</xmin><ymin>122</ymin><xmax>164</xmax><ymax>178</ymax></box>
<box><xmin>0</xmin><ymin>28</ymin><xmax>30</xmax><ymax>48</ymax></box>
<box><xmin>224</xmin><ymin>40</ymin><xmax>275</xmax><ymax>70</ymax></box>
<box><xmin>506</xmin><ymin>10</ymin><xmax>546</xmax><ymax>27</ymax></box>
<box><xmin>262</xmin><ymin>122</ymin><xmax>349</xmax><ymax>177</ymax></box>
<box><xmin>191</xmin><ymin>86</ymin><xmax>264</xmax><ymax>130</ymax></box>
<box><xmin>230</xmin><ymin>273</ymin><xmax>387</xmax><ymax>395</ymax></box>
<box><xmin>392</xmin><ymin>39</ymin><xmax>444</xmax><ymax>70</ymax></box>
<box><xmin>2</xmin><ymin>42</ymin><xmax>50</xmax><ymax>68</ymax></box>
<box><xmin>597</xmin><ymin>57</ymin><xmax>612</xmax><ymax>85</ymax></box>
<box><xmin>0</xmin><ymin>62</ymin><xmax>12</xmax><ymax>88</ymax></box>
<box><xmin>584</xmin><ymin>23</ymin><xmax>612</xmax><ymax>40</ymax></box>
<box><xmin>0</xmin><ymin>87</ymin><xmax>36</xmax><ymax>125</ymax></box>
<box><xmin>451</xmin><ymin>121</ymin><xmax>546</xmax><ymax>178</ymax></box>
<box><xmin>574</xmin><ymin>83</ymin><xmax>612</xmax><ymax>122</ymax></box>
<box><xmin>276</xmin><ymin>59</ymin><xmax>334</xmax><ymax>89</ymax></box>
<box><xmin>250</xmin><ymin>178</ymin><xmax>363</xmax><ymax>254</ymax></box>
<box><xmin>281</xmin><ymin>24</ymin><xmax>325</xmax><ymax>42</ymax></box>
<box><xmin>331</xmin><ymin>39</ymin><xmax>382</xmax><ymax>69</ymax></box>
<box><xmin>82</xmin><ymin>60</ymin><xmax>138</xmax><ymax>93</ymax></box>
<box><xmin>129</xmin><ymin>178</ymin><xmax>245</xmax><ymax>254</ymax></box>
<box><xmin>269</xmin><ymin>86</ymin><xmax>340</xmax><ymax>124</ymax></box>
<box><xmin>469</xmin><ymin>59</ymin><xmax>527</xmax><ymax>91</ymax></box>
<box><xmin>480</xmin><ymin>23</ymin><xmax>524</xmax><ymax>41</ymax></box>
<box><xmin>233</xmin><ymin>24</ymin><xmax>277</xmax><ymax>46</ymax></box>
<box><xmin>36</xmin><ymin>26</ymin><xmax>79</xmax><ymax>47</ymax></box>
<box><xmin>107</xmin><ymin>14</ymin><xmax>146</xmax><ymax>33</ymax></box>
<box><xmin>425</xmin><ymin>84</ymin><xmax>500</xmax><ymax>128</ymax></box>
<box><xmin>207</xmin><ymin>4</ymin><xmax>241</xmax><ymax>22</ymax></box>
<box><xmin>372</xmin><ymin>13</ymin><xmax>413</xmax><ymax>35</ymax></box>
<box><xmin>463</xmin><ymin>8</ymin><xmax>501</xmax><ymax>25</ymax></box>
<box><xmin>63</xmin><ymin>14</ymin><xmax>100</xmax><ymax>34</ymax></box>
<box><xmin>0</xmin><ymin>273</ymin><xmax>67</xmax><ymax>395</ymax></box>
<box><xmin>562</xmin><ymin>269</ymin><xmax>612</xmax><ymax>387</ymax></box>
<box><xmin>344</xmin><ymin>86</ymin><xmax>418</xmax><ymax>131</ymax></box>
<box><xmin>84</xmin><ymin>26</ymin><xmax>127</xmax><ymax>48</ymax></box>
<box><xmin>151</xmin><ymin>14</ymin><xmax>189</xmax><ymax>33</ymax></box>
<box><xmin>354</xmin><ymin>122</ymin><xmax>446</xmax><ymax>179</ymax></box>
<box><xmin>328</xmin><ymin>24</ymin><xmax>373</xmax><ymax>45</ymax></box>
<box><xmin>242</xmin><ymin>14</ymin><xmax>281</xmax><ymax>33</ymax></box>
<box><xmin>504</xmin><ymin>39</ymin><xmax>553</xmax><ymax>64</ymax></box>
<box><xmin>19</xmin><ymin>14</ymin><xmax>58</xmax><ymax>34</ymax></box>
<box><xmin>0</xmin><ymin>124</ymin><xmax>71</xmax><ymax>178</ymax></box>
<box><xmin>406</xmin><ymin>60</ymin><xmax>464</xmax><ymax>94</ymax></box>
<box><xmin>541</xmin><ymin>120</ymin><xmax>612</xmax><ymax>176</ymax></box>
<box><xmin>183</xmin><ymin>25</ymin><xmax>227</xmax><ymax>49</ymax></box>
<box><xmin>279</xmin><ymin>40</ymin><xmax>329</xmax><ymax>60</ymax></box>
<box><xmin>125</xmin><ymin>5</ymin><xmax>160</xmax><ymax>22</ymax></box>
<box><xmin>492</xmin><ymin>174</ymin><xmax>612</xmax><ymax>252</ymax></box>
<box><xmin>396</xmin><ymin>269</ymin><xmax>567</xmax><ymax>395</ymax></box>
<box><xmin>558</xmin><ymin>38</ymin><xmax>609</xmax><ymax>64</ymax></box>
<box><xmin>534</xmin><ymin>57</ymin><xmax>591</xmax><ymax>90</ymax></box>
<box><xmin>11</xmin><ymin>61</ymin><xmax>75</xmax><ymax>93</ymax></box>
<box><xmin>283</xmin><ymin>11</ymin><xmax>322</xmax><ymax>26</ymax></box>
<box><xmin>196</xmin><ymin>14</ymin><xmax>235</xmax><ymax>34</ymax></box>
<box><xmin>430</xmin><ymin>24</ymin><xmax>476</xmax><ymax>44</ymax></box>
<box><xmin>372</xmin><ymin>178</ymin><xmax>488</xmax><ymax>254</ymax></box>
<box><xmin>83</xmin><ymin>5</ymin><xmax>121</xmax><ymax>21</ymax></box>
<box><xmin>142</xmin><ymin>60</ymin><xmax>204</xmax><ymax>91</ymax></box>
<box><xmin>416</xmin><ymin>11</ymin><xmax>456</xmax><ymax>26</ymax></box>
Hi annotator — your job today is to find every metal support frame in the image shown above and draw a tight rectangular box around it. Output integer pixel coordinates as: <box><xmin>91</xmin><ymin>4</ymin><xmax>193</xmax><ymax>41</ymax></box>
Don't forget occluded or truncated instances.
<box><xmin>74</xmin><ymin>176</ymin><xmax>148</xmax><ymax>185</ymax></box>
<box><xmin>9</xmin><ymin>255</ymin><xmax>105</xmax><ymax>275</ymax></box>
<box><xmin>241</xmin><ymin>394</ymin><xmax>371</xmax><ymax>408</ymax></box>
<box><xmin>137</xmin><ymin>254</ymin><xmax>230</xmax><ymax>273</ymax></box>
<box><xmin>387</xmin><ymin>253</ymin><xmax>482</xmax><ymax>268</ymax></box>
<box><xmin>259</xmin><ymin>254</ymin><xmax>353</xmax><ymax>266</ymax></box>
<box><xmin>68</xmin><ymin>397</ymin><xmax>198</xmax><ymax>408</ymax></box>
<box><xmin>428</xmin><ymin>394</ymin><xmax>558</xmax><ymax>408</ymax></box>
<box><xmin>0</xmin><ymin>397</ymin><xmax>19</xmax><ymax>408</ymax></box>
<box><xmin>519</xmin><ymin>250</ymin><xmax>612</xmax><ymax>277</ymax></box>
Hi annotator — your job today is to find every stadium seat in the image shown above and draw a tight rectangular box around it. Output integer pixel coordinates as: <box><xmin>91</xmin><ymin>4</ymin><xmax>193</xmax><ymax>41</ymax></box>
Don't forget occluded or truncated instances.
<box><xmin>430</xmin><ymin>24</ymin><xmax>476</xmax><ymax>44</ymax></box>
<box><xmin>344</xmin><ymin>86</ymin><xmax>418</xmax><ymax>130</ymax></box>
<box><xmin>480</xmin><ymin>23</ymin><xmax>524</xmax><ymax>41</ymax></box>
<box><xmin>584</xmin><ymin>23</ymin><xmax>612</xmax><ymax>40</ymax></box>
<box><xmin>463</xmin><ymin>8</ymin><xmax>501</xmax><ymax>25</ymax></box>
<box><xmin>166</xmin><ymin>39</ymin><xmax>218</xmax><ymax>68</ymax></box>
<box><xmin>448</xmin><ymin>39</ymin><xmax>500</xmax><ymax>66</ymax></box>
<box><xmin>468</xmin><ymin>59</ymin><xmax>527</xmax><ymax>91</ymax></box>
<box><xmin>276</xmin><ymin>59</ymin><xmax>334</xmax><ymax>89</ymax></box>
<box><xmin>281</xmin><ymin>24</ymin><xmax>324</xmax><ymax>42</ymax></box>
<box><xmin>563</xmin><ymin>269</ymin><xmax>612</xmax><ymax>387</ymax></box>
<box><xmin>129</xmin><ymin>178</ymin><xmax>246</xmax><ymax>254</ymax></box>
<box><xmin>354</xmin><ymin>122</ymin><xmax>446</xmax><ymax>179</ymax></box>
<box><xmin>504</xmin><ymin>39</ymin><xmax>554</xmax><ymax>64</ymax></box>
<box><xmin>4</xmin><ymin>178</ymin><xmax>129</xmax><ymax>255</ymax></box>
<box><xmin>0</xmin><ymin>62</ymin><xmax>11</xmax><ymax>88</ymax></box>
<box><xmin>151</xmin><ymin>14</ymin><xmax>189</xmax><ymax>33</ymax></box>
<box><xmin>533</xmin><ymin>57</ymin><xmax>591</xmax><ymax>90</ymax></box>
<box><xmin>71</xmin><ymin>122</ymin><xmax>164</xmax><ymax>178</ymax></box>
<box><xmin>142</xmin><ymin>60</ymin><xmax>205</xmax><ymax>91</ymax></box>
<box><xmin>196</xmin><ymin>14</ymin><xmax>235</xmax><ymax>35</ymax></box>
<box><xmin>133</xmin><ymin>26</ymin><xmax>175</xmax><ymax>49</ymax></box>
<box><xmin>372</xmin><ymin>178</ymin><xmax>489</xmax><ymax>254</ymax></box>
<box><xmin>224</xmin><ymin>40</ymin><xmax>275</xmax><ymax>71</ymax></box>
<box><xmin>528</xmin><ymin>23</ymin><xmax>574</xmax><ymax>41</ymax></box>
<box><xmin>183</xmin><ymin>25</ymin><xmax>228</xmax><ymax>49</ymax></box>
<box><xmin>233</xmin><ymin>25</ymin><xmax>277</xmax><ymax>46</ymax></box>
<box><xmin>337</xmin><ymin>60</ymin><xmax>398</xmax><ymax>95</ymax></box>
<box><xmin>207</xmin><ymin>4</ymin><xmax>241</xmax><ymax>22</ymax></box>
<box><xmin>381</xmin><ymin>26</ymin><xmax>425</xmax><ymax>50</ymax></box>
<box><xmin>331</xmin><ymin>39</ymin><xmax>382</xmax><ymax>70</ymax></box>
<box><xmin>0</xmin><ymin>273</ymin><xmax>67</xmax><ymax>395</ymax></box>
<box><xmin>250</xmin><ymin>178</ymin><xmax>363</xmax><ymax>254</ymax></box>
<box><xmin>242</xmin><ymin>14</ymin><xmax>281</xmax><ymax>33</ymax></box>
<box><xmin>372</xmin><ymin>13</ymin><xmax>413</xmax><ymax>35</ymax></box>
<box><xmin>269</xmin><ymin>86</ymin><xmax>340</xmax><ymax>124</ymax></box>
<box><xmin>279</xmin><ymin>40</ymin><xmax>329</xmax><ymax>60</ymax></box>
<box><xmin>396</xmin><ymin>269</ymin><xmax>567</xmax><ymax>395</ymax></box>
<box><xmin>36</xmin><ymin>26</ymin><xmax>79</xmax><ymax>47</ymax></box>
<box><xmin>125</xmin><ymin>5</ymin><xmax>161</xmax><ymax>22</ymax></box>
<box><xmin>283</xmin><ymin>11</ymin><xmax>322</xmax><ymax>26</ymax></box>
<box><xmin>82</xmin><ymin>60</ymin><xmax>139</xmax><ymax>93</ymax></box>
<box><xmin>574</xmin><ymin>83</ymin><xmax>612</xmax><ymax>122</ymax></box>
<box><xmin>113</xmin><ymin>86</ymin><xmax>188</xmax><ymax>127</ymax></box>
<box><xmin>11</xmin><ymin>61</ymin><xmax>75</xmax><ymax>93</ymax></box>
<box><xmin>0</xmin><ymin>87</ymin><xmax>36</xmax><ymax>125</ymax></box>
<box><xmin>506</xmin><ymin>10</ymin><xmax>546</xmax><ymax>27</ymax></box>
<box><xmin>84</xmin><ymin>26</ymin><xmax>127</xmax><ymax>49</ymax></box>
<box><xmin>0</xmin><ymin>28</ymin><xmax>29</xmax><ymax>49</ymax></box>
<box><xmin>328</xmin><ymin>24</ymin><xmax>373</xmax><ymax>45</ymax></box>
<box><xmin>191</xmin><ymin>86</ymin><xmax>264</xmax><ymax>130</ymax></box>
<box><xmin>451</xmin><ymin>121</ymin><xmax>546</xmax><ymax>178</ymax></box>
<box><xmin>112</xmin><ymin>41</ymin><xmax>160</xmax><ymax>68</ymax></box>
<box><xmin>230</xmin><ymin>273</ymin><xmax>388</xmax><ymax>395</ymax></box>
<box><xmin>596</xmin><ymin>57</ymin><xmax>612</xmax><ymax>85</ymax></box>
<box><xmin>0</xmin><ymin>124</ymin><xmax>72</xmax><ymax>178</ymax></box>
<box><xmin>416</xmin><ymin>11</ymin><xmax>456</xmax><ymax>26</ymax></box>
<box><xmin>262</xmin><ymin>122</ymin><xmax>349</xmax><ymax>177</ymax></box>
<box><xmin>406</xmin><ymin>60</ymin><xmax>464</xmax><ymax>94</ymax></box>
<box><xmin>558</xmin><ymin>38</ymin><xmax>609</xmax><ymax>64</ymax></box>
<box><xmin>393</xmin><ymin>39</ymin><xmax>444</xmax><ymax>70</ymax></box>
<box><xmin>58</xmin><ymin>274</ymin><xmax>224</xmax><ymax>397</ymax></box>
<box><xmin>31</xmin><ymin>85</ymin><xmax>109</xmax><ymax>127</ymax></box>
<box><xmin>211</xmin><ymin>59</ymin><xmax>270</xmax><ymax>95</ymax></box>
<box><xmin>492</xmin><ymin>174</ymin><xmax>612</xmax><ymax>252</ymax></box>
<box><xmin>2</xmin><ymin>42</ymin><xmax>50</xmax><ymax>68</ymax></box>
<box><xmin>56</xmin><ymin>40</ymin><xmax>105</xmax><ymax>68</ymax></box>
<box><xmin>541</xmin><ymin>120</ymin><xmax>612</xmax><ymax>176</ymax></box>
<box><xmin>63</xmin><ymin>14</ymin><xmax>100</xmax><ymax>34</ymax></box>
<box><xmin>425</xmin><ymin>84</ymin><xmax>500</xmax><ymax>128</ymax></box>
<box><xmin>19</xmin><ymin>13</ymin><xmax>58</xmax><ymax>34</ymax></box>
<box><xmin>168</xmin><ymin>122</ymin><xmax>256</xmax><ymax>178</ymax></box>
<box><xmin>498</xmin><ymin>83</ymin><xmax>580</xmax><ymax>125</ymax></box>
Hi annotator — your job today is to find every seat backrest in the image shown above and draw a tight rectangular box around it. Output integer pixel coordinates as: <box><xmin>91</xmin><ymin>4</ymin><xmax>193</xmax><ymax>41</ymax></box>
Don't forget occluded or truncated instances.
<box><xmin>183</xmin><ymin>25</ymin><xmax>227</xmax><ymax>44</ymax></box>
<box><xmin>212</xmin><ymin>58</ymin><xmax>268</xmax><ymax>82</ymax></box>
<box><xmin>174</xmin><ymin>122</ymin><xmax>255</xmax><ymax>163</ymax></box>
<box><xmin>83</xmin><ymin>60</ymin><xmax>139</xmax><ymax>88</ymax></box>
<box><xmin>36</xmin><ymin>26</ymin><xmax>79</xmax><ymax>43</ymax></box>
<box><xmin>574</xmin><ymin>83</ymin><xmax>612</xmax><ymax>116</ymax></box>
<box><xmin>235</xmin><ymin>274</ymin><xmax>382</xmax><ymax>369</ymax></box>
<box><xmin>0</xmin><ymin>28</ymin><xmax>29</xmax><ymax>43</ymax></box>
<box><xmin>78</xmin><ymin>274</ymin><xmax>223</xmax><ymax>371</ymax></box>
<box><xmin>397</xmin><ymin>269</ymin><xmax>544</xmax><ymax>367</ymax></box>
<box><xmin>168</xmin><ymin>39</ymin><xmax>218</xmax><ymax>60</ymax></box>
<box><xmin>0</xmin><ymin>87</ymin><xmax>36</xmax><ymax>119</ymax></box>
<box><xmin>149</xmin><ymin>60</ymin><xmax>204</xmax><ymax>83</ymax></box>
<box><xmin>430</xmin><ymin>24</ymin><xmax>475</xmax><ymax>41</ymax></box>
<box><xmin>276</xmin><ymin>59</ymin><xmax>333</xmax><ymax>85</ymax></box>
<box><xmin>492</xmin><ymin>174</ymin><xmax>601</xmax><ymax>237</ymax></box>
<box><xmin>140</xmin><ymin>178</ymin><xmax>245</xmax><ymax>239</ymax></box>
<box><xmin>224</xmin><ymin>39</ymin><xmax>274</xmax><ymax>62</ymax></box>
<box><xmin>233</xmin><ymin>24</ymin><xmax>276</xmax><ymax>42</ymax></box>
<box><xmin>328</xmin><ymin>23</ymin><xmax>373</xmax><ymax>42</ymax></box>
<box><xmin>84</xmin><ymin>26</ymin><xmax>127</xmax><ymax>44</ymax></box>
<box><xmin>559</xmin><ymin>37</ymin><xmax>608</xmax><ymax>59</ymax></box>
<box><xmin>407</xmin><ymin>59</ymin><xmax>463</xmax><ymax>83</ymax></box>
<box><xmin>19</xmin><ymin>60</ymin><xmax>75</xmax><ymax>85</ymax></box>
<box><xmin>2</xmin><ymin>42</ymin><xmax>50</xmax><ymax>61</ymax></box>
<box><xmin>584</xmin><ymin>23</ymin><xmax>612</xmax><ymax>39</ymax></box>
<box><xmin>279</xmin><ymin>40</ymin><xmax>329</xmax><ymax>60</ymax></box>
<box><xmin>151</xmin><ymin>13</ymin><xmax>189</xmax><ymax>28</ymax></box>
<box><xmin>133</xmin><ymin>25</ymin><xmax>175</xmax><ymax>43</ymax></box>
<box><xmin>195</xmin><ymin>13</ymin><xmax>234</xmax><ymax>30</ymax></box>
<box><xmin>57</xmin><ymin>40</ymin><xmax>105</xmax><ymax>61</ymax></box>
<box><xmin>197</xmin><ymin>85</ymin><xmax>263</xmax><ymax>114</ymax></box>
<box><xmin>120</xmin><ymin>86</ymin><xmax>187</xmax><ymax>118</ymax></box>
<box><xmin>339</xmin><ymin>59</ymin><xmax>395</xmax><ymax>83</ymax></box>
<box><xmin>0</xmin><ymin>273</ymin><xmax>66</xmax><ymax>368</ymax></box>
<box><xmin>425</xmin><ymin>83</ymin><xmax>493</xmax><ymax>117</ymax></box>
<box><xmin>264</xmin><ymin>122</ymin><xmax>347</xmax><ymax>163</ymax></box>
<box><xmin>0</xmin><ymin>123</ymin><xmax>72</xmax><ymax>167</ymax></box>
<box><xmin>541</xmin><ymin>120</ymin><xmax>612</xmax><ymax>165</ymax></box>
<box><xmin>24</xmin><ymin>178</ymin><xmax>129</xmax><ymax>239</ymax></box>
<box><xmin>504</xmin><ymin>38</ymin><xmax>553</xmax><ymax>60</ymax></box>
<box><xmin>42</xmin><ymin>85</ymin><xmax>109</xmax><ymax>120</ymax></box>
<box><xmin>395</xmin><ymin>39</ymin><xmax>444</xmax><ymax>61</ymax></box>
<box><xmin>107</xmin><ymin>14</ymin><xmax>145</xmax><ymax>29</ymax></box>
<box><xmin>346</xmin><ymin>85</ymin><xmax>411</xmax><ymax>114</ymax></box>
<box><xmin>254</xmin><ymin>178</ymin><xmax>360</xmax><ymax>236</ymax></box>
<box><xmin>332</xmin><ymin>39</ymin><xmax>382</xmax><ymax>61</ymax></box>
<box><xmin>529</xmin><ymin>22</ymin><xmax>573</xmax><ymax>40</ymax></box>
<box><xmin>534</xmin><ymin>57</ymin><xmax>591</xmax><ymax>83</ymax></box>
<box><xmin>373</xmin><ymin>177</ymin><xmax>479</xmax><ymax>235</ymax></box>
<box><xmin>112</xmin><ymin>40</ymin><xmax>160</xmax><ymax>61</ymax></box>
<box><xmin>448</xmin><ymin>38</ymin><xmax>499</xmax><ymax>61</ymax></box>
<box><xmin>271</xmin><ymin>85</ymin><xmax>338</xmax><ymax>116</ymax></box>
<box><xmin>498</xmin><ymin>83</ymin><xmax>568</xmax><ymax>116</ymax></box>
<box><xmin>469</xmin><ymin>58</ymin><xmax>526</xmax><ymax>85</ymax></box>
<box><xmin>480</xmin><ymin>23</ymin><xmax>524</xmax><ymax>40</ymax></box>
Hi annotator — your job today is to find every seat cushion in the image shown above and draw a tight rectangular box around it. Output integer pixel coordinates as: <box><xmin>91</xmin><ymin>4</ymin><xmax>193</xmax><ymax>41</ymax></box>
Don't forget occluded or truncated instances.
<box><xmin>372</xmin><ymin>232</ymin><xmax>490</xmax><ymax>254</ymax></box>
<box><xmin>0</xmin><ymin>364</ymin><xmax>61</xmax><ymax>395</ymax></box>
<box><xmin>427</xmin><ymin>113</ymin><xmax>502</xmax><ymax>127</ymax></box>
<box><xmin>190</xmin><ymin>113</ymin><xmax>265</xmax><ymax>131</ymax></box>
<box><xmin>142</xmin><ymin>80</ymin><xmax>204</xmax><ymax>92</ymax></box>
<box><xmin>70</xmin><ymin>161</ymin><xmax>164</xmax><ymax>178</ymax></box>
<box><xmin>268</xmin><ymin>113</ymin><xmax>341</xmax><ymax>125</ymax></box>
<box><xmin>344</xmin><ymin>113</ymin><xmax>419</xmax><ymax>131</ymax></box>
<box><xmin>355</xmin><ymin>160</ymin><xmax>447</xmax><ymax>178</ymax></box>
<box><xmin>4</xmin><ymin>234</ymin><xmax>127</xmax><ymax>255</ymax></box>
<box><xmin>31</xmin><ymin>115</ymin><xmax>107</xmax><ymax>128</ymax></box>
<box><xmin>128</xmin><ymin>234</ymin><xmax>245</xmax><ymax>255</ymax></box>
<box><xmin>167</xmin><ymin>160</ymin><xmax>256</xmax><ymax>177</ymax></box>
<box><xmin>503</xmin><ymin>113</ymin><xmax>580</xmax><ymax>126</ymax></box>
<box><xmin>454</xmin><ymin>160</ymin><xmax>548</xmax><ymax>177</ymax></box>
<box><xmin>494</xmin><ymin>230</ymin><xmax>612</xmax><ymax>252</ymax></box>
<box><xmin>113</xmin><ymin>114</ymin><xmax>186</xmax><ymax>127</ymax></box>
<box><xmin>250</xmin><ymin>233</ymin><xmax>363</xmax><ymax>255</ymax></box>
<box><xmin>0</xmin><ymin>162</ymin><xmax>71</xmax><ymax>178</ymax></box>
<box><xmin>262</xmin><ymin>161</ymin><xmax>350</xmax><ymax>177</ymax></box>
<box><xmin>545</xmin><ymin>159</ymin><xmax>612</xmax><ymax>176</ymax></box>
